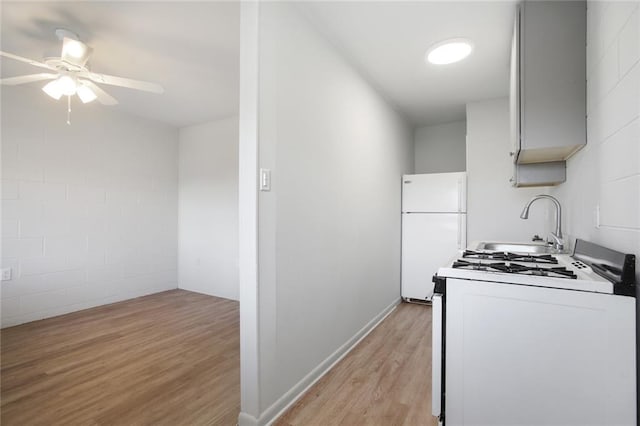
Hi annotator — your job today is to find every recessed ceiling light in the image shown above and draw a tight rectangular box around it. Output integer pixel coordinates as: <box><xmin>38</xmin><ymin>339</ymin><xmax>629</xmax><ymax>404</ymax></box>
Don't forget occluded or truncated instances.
<box><xmin>426</xmin><ymin>38</ymin><xmax>473</xmax><ymax>65</ymax></box>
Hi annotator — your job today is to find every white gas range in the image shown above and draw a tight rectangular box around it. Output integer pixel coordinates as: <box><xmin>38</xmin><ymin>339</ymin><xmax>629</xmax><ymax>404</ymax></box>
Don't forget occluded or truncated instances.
<box><xmin>431</xmin><ymin>239</ymin><xmax>637</xmax><ymax>426</ymax></box>
<box><xmin>437</xmin><ymin>247</ymin><xmax>620</xmax><ymax>294</ymax></box>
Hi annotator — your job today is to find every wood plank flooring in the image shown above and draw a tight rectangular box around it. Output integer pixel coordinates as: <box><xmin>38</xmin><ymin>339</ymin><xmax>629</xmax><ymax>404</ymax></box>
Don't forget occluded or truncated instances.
<box><xmin>1</xmin><ymin>289</ymin><xmax>239</xmax><ymax>426</ymax></box>
<box><xmin>2</xmin><ymin>294</ymin><xmax>434</xmax><ymax>425</ymax></box>
<box><xmin>275</xmin><ymin>302</ymin><xmax>437</xmax><ymax>426</ymax></box>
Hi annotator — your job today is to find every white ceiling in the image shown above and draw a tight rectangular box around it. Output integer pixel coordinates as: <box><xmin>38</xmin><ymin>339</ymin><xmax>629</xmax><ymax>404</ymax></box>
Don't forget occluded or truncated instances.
<box><xmin>1</xmin><ymin>1</ymin><xmax>239</xmax><ymax>128</ymax></box>
<box><xmin>298</xmin><ymin>1</ymin><xmax>517</xmax><ymax>127</ymax></box>
<box><xmin>1</xmin><ymin>1</ymin><xmax>515</xmax><ymax>129</ymax></box>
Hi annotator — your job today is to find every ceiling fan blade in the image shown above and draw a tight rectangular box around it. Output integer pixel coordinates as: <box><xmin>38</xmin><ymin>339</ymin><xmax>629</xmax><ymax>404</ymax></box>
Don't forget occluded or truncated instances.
<box><xmin>80</xmin><ymin>80</ymin><xmax>118</xmax><ymax>105</ymax></box>
<box><xmin>83</xmin><ymin>72</ymin><xmax>164</xmax><ymax>94</ymax></box>
<box><xmin>0</xmin><ymin>51</ymin><xmax>54</xmax><ymax>70</ymax></box>
<box><xmin>0</xmin><ymin>73</ymin><xmax>57</xmax><ymax>85</ymax></box>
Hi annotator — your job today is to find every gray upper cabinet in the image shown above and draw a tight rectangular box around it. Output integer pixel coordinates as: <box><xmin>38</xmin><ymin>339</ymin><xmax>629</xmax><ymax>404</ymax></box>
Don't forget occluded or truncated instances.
<box><xmin>510</xmin><ymin>1</ymin><xmax>587</xmax><ymax>166</ymax></box>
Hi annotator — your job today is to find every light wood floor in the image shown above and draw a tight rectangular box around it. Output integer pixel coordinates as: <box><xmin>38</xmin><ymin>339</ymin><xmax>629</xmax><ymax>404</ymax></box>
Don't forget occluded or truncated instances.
<box><xmin>275</xmin><ymin>302</ymin><xmax>437</xmax><ymax>426</ymax></box>
<box><xmin>2</xmin><ymin>294</ymin><xmax>434</xmax><ymax>426</ymax></box>
<box><xmin>1</xmin><ymin>289</ymin><xmax>239</xmax><ymax>426</ymax></box>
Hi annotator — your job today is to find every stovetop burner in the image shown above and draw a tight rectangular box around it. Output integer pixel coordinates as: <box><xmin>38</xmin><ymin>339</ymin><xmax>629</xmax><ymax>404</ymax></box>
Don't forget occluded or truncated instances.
<box><xmin>463</xmin><ymin>250</ymin><xmax>558</xmax><ymax>264</ymax></box>
<box><xmin>508</xmin><ymin>253</ymin><xmax>558</xmax><ymax>264</ymax></box>
<box><xmin>453</xmin><ymin>259</ymin><xmax>493</xmax><ymax>270</ymax></box>
<box><xmin>452</xmin><ymin>260</ymin><xmax>577</xmax><ymax>279</ymax></box>
<box><xmin>462</xmin><ymin>250</ymin><xmax>508</xmax><ymax>261</ymax></box>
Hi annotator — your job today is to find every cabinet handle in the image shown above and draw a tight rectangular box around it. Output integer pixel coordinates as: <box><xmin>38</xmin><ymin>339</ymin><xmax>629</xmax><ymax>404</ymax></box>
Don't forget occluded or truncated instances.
<box><xmin>509</xmin><ymin>151</ymin><xmax>515</xmax><ymax>157</ymax></box>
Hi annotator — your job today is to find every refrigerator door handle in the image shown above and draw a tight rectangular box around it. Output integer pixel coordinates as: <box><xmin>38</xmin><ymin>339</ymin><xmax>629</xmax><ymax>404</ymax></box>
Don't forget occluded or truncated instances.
<box><xmin>457</xmin><ymin>215</ymin><xmax>462</xmax><ymax>249</ymax></box>
<box><xmin>432</xmin><ymin>293</ymin><xmax>443</xmax><ymax>418</ymax></box>
<box><xmin>457</xmin><ymin>180</ymin><xmax>462</xmax><ymax>213</ymax></box>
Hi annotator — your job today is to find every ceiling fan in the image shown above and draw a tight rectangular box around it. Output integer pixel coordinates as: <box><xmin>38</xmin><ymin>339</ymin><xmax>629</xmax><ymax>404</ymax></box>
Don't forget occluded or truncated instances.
<box><xmin>0</xmin><ymin>29</ymin><xmax>164</xmax><ymax>110</ymax></box>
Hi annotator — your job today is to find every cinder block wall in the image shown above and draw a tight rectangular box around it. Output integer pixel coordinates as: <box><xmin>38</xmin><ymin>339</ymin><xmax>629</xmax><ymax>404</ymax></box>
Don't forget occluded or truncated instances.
<box><xmin>1</xmin><ymin>87</ymin><xmax>179</xmax><ymax>327</ymax></box>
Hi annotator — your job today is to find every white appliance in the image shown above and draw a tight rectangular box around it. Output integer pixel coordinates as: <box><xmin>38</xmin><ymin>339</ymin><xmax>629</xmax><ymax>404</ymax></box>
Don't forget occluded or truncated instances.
<box><xmin>432</xmin><ymin>240</ymin><xmax>637</xmax><ymax>426</ymax></box>
<box><xmin>401</xmin><ymin>172</ymin><xmax>466</xmax><ymax>302</ymax></box>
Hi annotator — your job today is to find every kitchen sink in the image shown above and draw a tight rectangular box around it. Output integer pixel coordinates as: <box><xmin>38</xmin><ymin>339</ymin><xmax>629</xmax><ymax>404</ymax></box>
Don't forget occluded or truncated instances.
<box><xmin>475</xmin><ymin>242</ymin><xmax>558</xmax><ymax>254</ymax></box>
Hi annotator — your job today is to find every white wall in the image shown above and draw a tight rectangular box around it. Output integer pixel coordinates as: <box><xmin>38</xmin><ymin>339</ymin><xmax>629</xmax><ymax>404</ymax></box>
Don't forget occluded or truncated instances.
<box><xmin>243</xmin><ymin>3</ymin><xmax>413</xmax><ymax>423</ymax></box>
<box><xmin>550</xmin><ymin>2</ymin><xmax>639</xmax><ymax>280</ymax></box>
<box><xmin>178</xmin><ymin>116</ymin><xmax>239</xmax><ymax>301</ymax></box>
<box><xmin>1</xmin><ymin>86</ymin><xmax>179</xmax><ymax>327</ymax></box>
<box><xmin>550</xmin><ymin>3</ymin><xmax>639</xmax><ymax>412</ymax></box>
<box><xmin>414</xmin><ymin>120</ymin><xmax>466</xmax><ymax>173</ymax></box>
<box><xmin>466</xmin><ymin>98</ymin><xmax>549</xmax><ymax>244</ymax></box>
<box><xmin>552</xmin><ymin>2</ymin><xmax>640</xmax><ymax>410</ymax></box>
<box><xmin>238</xmin><ymin>2</ymin><xmax>261</xmax><ymax>420</ymax></box>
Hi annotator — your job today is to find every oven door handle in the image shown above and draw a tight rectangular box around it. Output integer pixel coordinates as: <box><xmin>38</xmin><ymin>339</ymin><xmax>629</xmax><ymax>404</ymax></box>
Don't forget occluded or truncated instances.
<box><xmin>432</xmin><ymin>293</ymin><xmax>443</xmax><ymax>418</ymax></box>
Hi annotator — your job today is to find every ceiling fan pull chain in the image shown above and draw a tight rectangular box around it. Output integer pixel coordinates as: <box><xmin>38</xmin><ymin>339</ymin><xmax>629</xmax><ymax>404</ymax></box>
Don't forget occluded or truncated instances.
<box><xmin>67</xmin><ymin>95</ymin><xmax>72</xmax><ymax>125</ymax></box>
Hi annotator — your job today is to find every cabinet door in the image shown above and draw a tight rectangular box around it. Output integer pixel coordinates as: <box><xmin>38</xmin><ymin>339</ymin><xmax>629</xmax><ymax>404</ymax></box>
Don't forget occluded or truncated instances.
<box><xmin>445</xmin><ymin>279</ymin><xmax>636</xmax><ymax>425</ymax></box>
<box><xmin>518</xmin><ymin>0</ymin><xmax>586</xmax><ymax>163</ymax></box>
<box><xmin>509</xmin><ymin>5</ymin><xmax>521</xmax><ymax>162</ymax></box>
<box><xmin>513</xmin><ymin>161</ymin><xmax>566</xmax><ymax>187</ymax></box>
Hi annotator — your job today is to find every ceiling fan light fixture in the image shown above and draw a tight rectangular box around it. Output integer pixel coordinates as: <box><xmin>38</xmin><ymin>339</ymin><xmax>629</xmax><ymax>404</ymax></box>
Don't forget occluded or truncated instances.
<box><xmin>42</xmin><ymin>75</ymin><xmax>77</xmax><ymax>100</ymax></box>
<box><xmin>57</xmin><ymin>75</ymin><xmax>78</xmax><ymax>96</ymax></box>
<box><xmin>42</xmin><ymin>79</ymin><xmax>64</xmax><ymax>100</ymax></box>
<box><xmin>426</xmin><ymin>38</ymin><xmax>473</xmax><ymax>65</ymax></box>
<box><xmin>77</xmin><ymin>84</ymin><xmax>97</xmax><ymax>103</ymax></box>
<box><xmin>2</xmin><ymin>28</ymin><xmax>163</xmax><ymax>118</ymax></box>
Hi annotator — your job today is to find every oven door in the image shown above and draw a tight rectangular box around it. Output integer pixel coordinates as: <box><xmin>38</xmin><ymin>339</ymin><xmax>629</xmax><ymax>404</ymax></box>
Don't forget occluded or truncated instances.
<box><xmin>432</xmin><ymin>291</ymin><xmax>444</xmax><ymax>423</ymax></box>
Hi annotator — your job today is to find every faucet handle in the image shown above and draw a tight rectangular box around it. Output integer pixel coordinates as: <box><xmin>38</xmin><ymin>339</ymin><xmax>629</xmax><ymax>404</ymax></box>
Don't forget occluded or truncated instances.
<box><xmin>547</xmin><ymin>232</ymin><xmax>565</xmax><ymax>252</ymax></box>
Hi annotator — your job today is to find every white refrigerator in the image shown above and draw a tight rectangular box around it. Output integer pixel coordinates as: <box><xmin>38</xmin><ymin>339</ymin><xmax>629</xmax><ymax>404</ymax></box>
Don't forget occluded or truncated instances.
<box><xmin>401</xmin><ymin>172</ymin><xmax>467</xmax><ymax>302</ymax></box>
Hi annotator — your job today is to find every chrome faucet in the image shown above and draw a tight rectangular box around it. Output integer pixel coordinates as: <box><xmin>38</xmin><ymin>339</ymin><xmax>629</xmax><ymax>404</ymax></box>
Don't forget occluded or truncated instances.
<box><xmin>520</xmin><ymin>195</ymin><xmax>564</xmax><ymax>252</ymax></box>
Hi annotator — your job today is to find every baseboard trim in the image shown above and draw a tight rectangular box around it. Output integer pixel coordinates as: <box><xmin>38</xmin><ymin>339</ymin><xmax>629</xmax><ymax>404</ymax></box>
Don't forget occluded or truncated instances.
<box><xmin>1</xmin><ymin>284</ymin><xmax>178</xmax><ymax>329</ymax></box>
<box><xmin>237</xmin><ymin>411</ymin><xmax>259</xmax><ymax>426</ymax></box>
<box><xmin>176</xmin><ymin>286</ymin><xmax>240</xmax><ymax>302</ymax></box>
<box><xmin>248</xmin><ymin>297</ymin><xmax>401</xmax><ymax>426</ymax></box>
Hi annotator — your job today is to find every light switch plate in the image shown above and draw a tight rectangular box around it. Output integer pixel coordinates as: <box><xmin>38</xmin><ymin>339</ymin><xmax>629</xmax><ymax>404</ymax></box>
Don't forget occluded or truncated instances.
<box><xmin>260</xmin><ymin>168</ymin><xmax>271</xmax><ymax>191</ymax></box>
<box><xmin>1</xmin><ymin>268</ymin><xmax>12</xmax><ymax>281</ymax></box>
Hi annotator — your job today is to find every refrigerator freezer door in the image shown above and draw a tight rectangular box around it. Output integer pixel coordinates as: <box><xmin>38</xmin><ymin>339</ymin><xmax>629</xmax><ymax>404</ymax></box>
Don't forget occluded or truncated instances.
<box><xmin>402</xmin><ymin>172</ymin><xmax>466</xmax><ymax>213</ymax></box>
<box><xmin>401</xmin><ymin>213</ymin><xmax>466</xmax><ymax>301</ymax></box>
